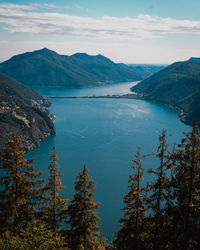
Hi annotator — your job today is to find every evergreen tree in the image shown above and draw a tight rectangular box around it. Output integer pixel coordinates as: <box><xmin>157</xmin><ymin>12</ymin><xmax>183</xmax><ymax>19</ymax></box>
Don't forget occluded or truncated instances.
<box><xmin>114</xmin><ymin>148</ymin><xmax>148</xmax><ymax>250</ymax></box>
<box><xmin>145</xmin><ymin>130</ymin><xmax>173</xmax><ymax>249</ymax></box>
<box><xmin>0</xmin><ymin>134</ymin><xmax>44</xmax><ymax>232</ymax></box>
<box><xmin>170</xmin><ymin>121</ymin><xmax>200</xmax><ymax>249</ymax></box>
<box><xmin>42</xmin><ymin>146</ymin><xmax>68</xmax><ymax>231</ymax></box>
<box><xmin>191</xmin><ymin>188</ymin><xmax>200</xmax><ymax>213</ymax></box>
<box><xmin>66</xmin><ymin>164</ymin><xmax>100</xmax><ymax>250</ymax></box>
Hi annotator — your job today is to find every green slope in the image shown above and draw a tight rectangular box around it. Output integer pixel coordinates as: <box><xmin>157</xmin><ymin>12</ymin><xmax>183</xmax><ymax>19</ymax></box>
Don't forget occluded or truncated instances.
<box><xmin>131</xmin><ymin>59</ymin><xmax>200</xmax><ymax>125</ymax></box>
<box><xmin>0</xmin><ymin>72</ymin><xmax>55</xmax><ymax>150</ymax></box>
<box><xmin>0</xmin><ymin>48</ymin><xmax>142</xmax><ymax>89</ymax></box>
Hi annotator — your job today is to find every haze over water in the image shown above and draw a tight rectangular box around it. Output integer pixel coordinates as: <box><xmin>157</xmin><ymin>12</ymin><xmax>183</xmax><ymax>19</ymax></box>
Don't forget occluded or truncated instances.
<box><xmin>27</xmin><ymin>82</ymin><xmax>191</xmax><ymax>240</ymax></box>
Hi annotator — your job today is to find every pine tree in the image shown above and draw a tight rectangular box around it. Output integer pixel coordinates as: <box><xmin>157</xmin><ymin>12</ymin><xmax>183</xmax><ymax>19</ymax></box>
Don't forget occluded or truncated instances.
<box><xmin>145</xmin><ymin>130</ymin><xmax>173</xmax><ymax>249</ymax></box>
<box><xmin>0</xmin><ymin>134</ymin><xmax>44</xmax><ymax>232</ymax></box>
<box><xmin>66</xmin><ymin>164</ymin><xmax>100</xmax><ymax>250</ymax></box>
<box><xmin>170</xmin><ymin>121</ymin><xmax>200</xmax><ymax>249</ymax></box>
<box><xmin>42</xmin><ymin>146</ymin><xmax>68</xmax><ymax>231</ymax></box>
<box><xmin>115</xmin><ymin>148</ymin><xmax>148</xmax><ymax>250</ymax></box>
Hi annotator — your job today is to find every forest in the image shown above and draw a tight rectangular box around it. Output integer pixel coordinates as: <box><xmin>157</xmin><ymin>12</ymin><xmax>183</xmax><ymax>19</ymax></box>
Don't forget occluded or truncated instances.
<box><xmin>0</xmin><ymin>122</ymin><xmax>200</xmax><ymax>250</ymax></box>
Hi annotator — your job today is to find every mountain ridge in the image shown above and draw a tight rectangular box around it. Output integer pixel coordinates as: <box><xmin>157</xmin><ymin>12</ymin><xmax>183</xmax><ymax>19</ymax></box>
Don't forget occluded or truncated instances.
<box><xmin>0</xmin><ymin>48</ymin><xmax>165</xmax><ymax>89</ymax></box>
<box><xmin>188</xmin><ymin>57</ymin><xmax>200</xmax><ymax>62</ymax></box>
<box><xmin>0</xmin><ymin>48</ymin><xmax>142</xmax><ymax>89</ymax></box>
<box><xmin>131</xmin><ymin>60</ymin><xmax>200</xmax><ymax>125</ymax></box>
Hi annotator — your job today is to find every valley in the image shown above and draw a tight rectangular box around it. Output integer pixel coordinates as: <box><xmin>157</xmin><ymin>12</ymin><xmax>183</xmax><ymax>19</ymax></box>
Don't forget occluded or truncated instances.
<box><xmin>27</xmin><ymin>81</ymin><xmax>191</xmax><ymax>240</ymax></box>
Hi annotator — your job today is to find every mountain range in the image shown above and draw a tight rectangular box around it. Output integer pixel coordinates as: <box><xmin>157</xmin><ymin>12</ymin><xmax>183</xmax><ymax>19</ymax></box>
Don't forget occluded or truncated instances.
<box><xmin>1</xmin><ymin>47</ymin><xmax>199</xmax><ymax>142</ymax></box>
<box><xmin>131</xmin><ymin>58</ymin><xmax>200</xmax><ymax>125</ymax></box>
<box><xmin>0</xmin><ymin>72</ymin><xmax>55</xmax><ymax>151</ymax></box>
<box><xmin>129</xmin><ymin>64</ymin><xmax>166</xmax><ymax>79</ymax></box>
<box><xmin>0</xmin><ymin>48</ymin><xmax>163</xmax><ymax>89</ymax></box>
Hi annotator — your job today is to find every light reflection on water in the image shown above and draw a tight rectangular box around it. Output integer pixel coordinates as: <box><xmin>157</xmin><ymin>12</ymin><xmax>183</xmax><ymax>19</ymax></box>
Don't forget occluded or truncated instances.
<box><xmin>27</xmin><ymin>82</ymin><xmax>190</xmax><ymax>240</ymax></box>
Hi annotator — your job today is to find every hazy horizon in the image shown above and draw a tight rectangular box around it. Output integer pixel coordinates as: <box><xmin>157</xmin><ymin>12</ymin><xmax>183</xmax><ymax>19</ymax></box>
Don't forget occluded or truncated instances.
<box><xmin>0</xmin><ymin>47</ymin><xmax>171</xmax><ymax>65</ymax></box>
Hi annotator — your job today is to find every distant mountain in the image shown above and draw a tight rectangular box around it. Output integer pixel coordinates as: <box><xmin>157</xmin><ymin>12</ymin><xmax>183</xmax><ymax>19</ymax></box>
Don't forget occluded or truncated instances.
<box><xmin>131</xmin><ymin>60</ymin><xmax>200</xmax><ymax>125</ymax></box>
<box><xmin>128</xmin><ymin>64</ymin><xmax>166</xmax><ymax>79</ymax></box>
<box><xmin>0</xmin><ymin>73</ymin><xmax>55</xmax><ymax>150</ymax></box>
<box><xmin>188</xmin><ymin>57</ymin><xmax>200</xmax><ymax>62</ymax></box>
<box><xmin>0</xmin><ymin>48</ymin><xmax>143</xmax><ymax>89</ymax></box>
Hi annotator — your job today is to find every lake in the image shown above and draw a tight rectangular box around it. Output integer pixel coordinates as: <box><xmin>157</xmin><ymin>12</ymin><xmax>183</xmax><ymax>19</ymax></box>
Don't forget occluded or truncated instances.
<box><xmin>27</xmin><ymin>81</ymin><xmax>191</xmax><ymax>240</ymax></box>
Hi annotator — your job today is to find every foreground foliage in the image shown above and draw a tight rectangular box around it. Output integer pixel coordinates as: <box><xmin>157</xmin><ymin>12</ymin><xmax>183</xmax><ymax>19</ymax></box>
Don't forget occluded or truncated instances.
<box><xmin>114</xmin><ymin>123</ymin><xmax>200</xmax><ymax>249</ymax></box>
<box><xmin>0</xmin><ymin>122</ymin><xmax>200</xmax><ymax>249</ymax></box>
<box><xmin>0</xmin><ymin>223</ymin><xmax>67</xmax><ymax>250</ymax></box>
<box><xmin>115</xmin><ymin>148</ymin><xmax>148</xmax><ymax>249</ymax></box>
<box><xmin>41</xmin><ymin>146</ymin><xmax>69</xmax><ymax>231</ymax></box>
<box><xmin>0</xmin><ymin>134</ymin><xmax>44</xmax><ymax>232</ymax></box>
<box><xmin>65</xmin><ymin>164</ymin><xmax>102</xmax><ymax>249</ymax></box>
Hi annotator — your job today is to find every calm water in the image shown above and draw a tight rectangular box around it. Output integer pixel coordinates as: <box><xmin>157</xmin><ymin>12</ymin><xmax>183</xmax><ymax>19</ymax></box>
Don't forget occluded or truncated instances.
<box><xmin>35</xmin><ymin>81</ymin><xmax>139</xmax><ymax>97</ymax></box>
<box><xmin>27</xmin><ymin>82</ymin><xmax>190</xmax><ymax>240</ymax></box>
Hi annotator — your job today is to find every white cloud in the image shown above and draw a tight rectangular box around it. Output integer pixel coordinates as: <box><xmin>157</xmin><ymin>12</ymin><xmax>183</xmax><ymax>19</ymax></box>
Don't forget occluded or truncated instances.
<box><xmin>0</xmin><ymin>3</ymin><xmax>71</xmax><ymax>11</ymax></box>
<box><xmin>0</xmin><ymin>3</ymin><xmax>200</xmax><ymax>41</ymax></box>
<box><xmin>30</xmin><ymin>3</ymin><xmax>71</xmax><ymax>10</ymax></box>
<box><xmin>0</xmin><ymin>3</ymin><xmax>35</xmax><ymax>10</ymax></box>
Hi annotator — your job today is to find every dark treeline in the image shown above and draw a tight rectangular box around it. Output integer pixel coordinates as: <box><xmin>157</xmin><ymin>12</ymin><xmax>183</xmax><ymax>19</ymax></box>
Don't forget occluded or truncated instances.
<box><xmin>0</xmin><ymin>122</ymin><xmax>200</xmax><ymax>249</ymax></box>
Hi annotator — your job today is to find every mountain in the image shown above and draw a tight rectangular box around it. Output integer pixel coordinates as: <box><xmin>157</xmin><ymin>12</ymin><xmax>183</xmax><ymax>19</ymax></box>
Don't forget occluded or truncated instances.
<box><xmin>129</xmin><ymin>64</ymin><xmax>166</xmax><ymax>79</ymax></box>
<box><xmin>188</xmin><ymin>57</ymin><xmax>200</xmax><ymax>62</ymax></box>
<box><xmin>131</xmin><ymin>60</ymin><xmax>200</xmax><ymax>125</ymax></box>
<box><xmin>0</xmin><ymin>48</ymin><xmax>143</xmax><ymax>89</ymax></box>
<box><xmin>0</xmin><ymin>72</ymin><xmax>55</xmax><ymax>150</ymax></box>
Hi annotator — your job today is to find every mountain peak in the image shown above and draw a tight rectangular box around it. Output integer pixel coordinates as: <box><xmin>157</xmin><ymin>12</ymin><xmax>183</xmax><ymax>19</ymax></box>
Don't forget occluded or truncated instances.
<box><xmin>96</xmin><ymin>54</ymin><xmax>106</xmax><ymax>58</ymax></box>
<box><xmin>41</xmin><ymin>47</ymin><xmax>50</xmax><ymax>51</ymax></box>
<box><xmin>34</xmin><ymin>47</ymin><xmax>58</xmax><ymax>55</ymax></box>
<box><xmin>5</xmin><ymin>48</ymin><xmax>58</xmax><ymax>62</ymax></box>
<box><xmin>188</xmin><ymin>57</ymin><xmax>200</xmax><ymax>62</ymax></box>
<box><xmin>72</xmin><ymin>53</ymin><xmax>107</xmax><ymax>60</ymax></box>
<box><xmin>72</xmin><ymin>53</ymin><xmax>90</xmax><ymax>58</ymax></box>
<box><xmin>0</xmin><ymin>48</ymin><xmax>142</xmax><ymax>89</ymax></box>
<box><xmin>96</xmin><ymin>54</ymin><xmax>110</xmax><ymax>60</ymax></box>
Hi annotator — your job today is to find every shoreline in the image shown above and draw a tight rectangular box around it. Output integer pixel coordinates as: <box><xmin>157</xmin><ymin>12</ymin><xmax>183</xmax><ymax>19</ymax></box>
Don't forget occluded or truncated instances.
<box><xmin>46</xmin><ymin>93</ymin><xmax>191</xmax><ymax>127</ymax></box>
<box><xmin>46</xmin><ymin>93</ymin><xmax>143</xmax><ymax>99</ymax></box>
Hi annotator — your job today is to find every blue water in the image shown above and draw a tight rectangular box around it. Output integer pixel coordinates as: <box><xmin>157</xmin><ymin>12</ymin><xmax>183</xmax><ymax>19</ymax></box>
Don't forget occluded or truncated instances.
<box><xmin>27</xmin><ymin>82</ymin><xmax>191</xmax><ymax>240</ymax></box>
<box><xmin>34</xmin><ymin>81</ymin><xmax>139</xmax><ymax>97</ymax></box>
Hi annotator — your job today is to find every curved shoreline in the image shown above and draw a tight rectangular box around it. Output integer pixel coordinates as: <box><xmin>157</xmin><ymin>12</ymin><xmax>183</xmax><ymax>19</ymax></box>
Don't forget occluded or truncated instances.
<box><xmin>46</xmin><ymin>93</ymin><xmax>191</xmax><ymax>127</ymax></box>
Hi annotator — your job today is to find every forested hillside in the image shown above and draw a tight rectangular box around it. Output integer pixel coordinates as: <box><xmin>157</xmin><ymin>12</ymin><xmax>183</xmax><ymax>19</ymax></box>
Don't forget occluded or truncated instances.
<box><xmin>0</xmin><ymin>48</ymin><xmax>142</xmax><ymax>89</ymax></box>
<box><xmin>0</xmin><ymin>72</ymin><xmax>55</xmax><ymax>150</ymax></box>
<box><xmin>131</xmin><ymin>59</ymin><xmax>200</xmax><ymax>125</ymax></box>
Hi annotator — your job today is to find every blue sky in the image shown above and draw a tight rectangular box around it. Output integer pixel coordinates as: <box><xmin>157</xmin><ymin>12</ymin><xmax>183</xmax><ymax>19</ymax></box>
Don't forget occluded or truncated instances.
<box><xmin>0</xmin><ymin>0</ymin><xmax>200</xmax><ymax>63</ymax></box>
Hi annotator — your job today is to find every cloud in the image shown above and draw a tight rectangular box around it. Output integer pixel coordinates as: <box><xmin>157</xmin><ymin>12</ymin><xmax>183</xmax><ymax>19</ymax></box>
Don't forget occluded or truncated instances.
<box><xmin>0</xmin><ymin>3</ymin><xmax>200</xmax><ymax>40</ymax></box>
<box><xmin>0</xmin><ymin>3</ymin><xmax>71</xmax><ymax>11</ymax></box>
<box><xmin>0</xmin><ymin>3</ymin><xmax>35</xmax><ymax>10</ymax></box>
<box><xmin>30</xmin><ymin>3</ymin><xmax>71</xmax><ymax>10</ymax></box>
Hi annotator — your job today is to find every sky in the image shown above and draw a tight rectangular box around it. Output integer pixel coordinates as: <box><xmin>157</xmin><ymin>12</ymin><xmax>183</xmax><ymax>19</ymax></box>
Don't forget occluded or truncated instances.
<box><xmin>0</xmin><ymin>0</ymin><xmax>200</xmax><ymax>64</ymax></box>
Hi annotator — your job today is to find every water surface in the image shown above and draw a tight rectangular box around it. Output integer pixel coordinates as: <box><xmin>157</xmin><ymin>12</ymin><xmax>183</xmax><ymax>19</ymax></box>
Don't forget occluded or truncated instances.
<box><xmin>35</xmin><ymin>81</ymin><xmax>138</xmax><ymax>97</ymax></box>
<box><xmin>27</xmin><ymin>82</ymin><xmax>190</xmax><ymax>240</ymax></box>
